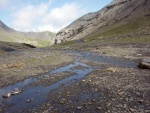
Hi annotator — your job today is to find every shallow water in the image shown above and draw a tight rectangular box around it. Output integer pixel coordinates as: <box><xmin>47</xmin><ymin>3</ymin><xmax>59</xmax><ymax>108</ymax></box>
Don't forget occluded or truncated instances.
<box><xmin>0</xmin><ymin>61</ymin><xmax>93</xmax><ymax>112</ymax></box>
<box><xmin>0</xmin><ymin>50</ymin><xmax>138</xmax><ymax>112</ymax></box>
<box><xmin>68</xmin><ymin>50</ymin><xmax>137</xmax><ymax>68</ymax></box>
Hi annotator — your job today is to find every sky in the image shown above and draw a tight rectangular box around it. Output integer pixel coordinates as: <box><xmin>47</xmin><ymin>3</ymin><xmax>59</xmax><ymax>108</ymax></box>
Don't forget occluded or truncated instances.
<box><xmin>0</xmin><ymin>0</ymin><xmax>112</xmax><ymax>33</ymax></box>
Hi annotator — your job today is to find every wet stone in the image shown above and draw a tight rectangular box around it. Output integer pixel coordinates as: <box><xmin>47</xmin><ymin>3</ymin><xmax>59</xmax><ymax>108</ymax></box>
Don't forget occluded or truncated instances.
<box><xmin>26</xmin><ymin>98</ymin><xmax>34</xmax><ymax>103</ymax></box>
<box><xmin>11</xmin><ymin>88</ymin><xmax>21</xmax><ymax>95</ymax></box>
<box><xmin>3</xmin><ymin>93</ymin><xmax>11</xmax><ymax>98</ymax></box>
<box><xmin>138</xmin><ymin>58</ymin><xmax>150</xmax><ymax>69</ymax></box>
<box><xmin>2</xmin><ymin>88</ymin><xmax>21</xmax><ymax>98</ymax></box>
<box><xmin>26</xmin><ymin>99</ymin><xmax>31</xmax><ymax>103</ymax></box>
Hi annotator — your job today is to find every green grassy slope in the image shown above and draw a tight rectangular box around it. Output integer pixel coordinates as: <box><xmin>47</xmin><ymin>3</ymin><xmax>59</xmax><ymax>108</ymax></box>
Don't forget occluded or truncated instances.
<box><xmin>0</xmin><ymin>31</ymin><xmax>55</xmax><ymax>47</ymax></box>
<box><xmin>52</xmin><ymin>16</ymin><xmax>150</xmax><ymax>49</ymax></box>
<box><xmin>84</xmin><ymin>16</ymin><xmax>150</xmax><ymax>44</ymax></box>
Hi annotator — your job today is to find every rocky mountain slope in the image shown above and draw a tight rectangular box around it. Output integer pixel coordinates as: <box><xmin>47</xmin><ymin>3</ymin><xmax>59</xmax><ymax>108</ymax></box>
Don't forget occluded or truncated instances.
<box><xmin>0</xmin><ymin>20</ymin><xmax>55</xmax><ymax>47</ymax></box>
<box><xmin>53</xmin><ymin>0</ymin><xmax>150</xmax><ymax>44</ymax></box>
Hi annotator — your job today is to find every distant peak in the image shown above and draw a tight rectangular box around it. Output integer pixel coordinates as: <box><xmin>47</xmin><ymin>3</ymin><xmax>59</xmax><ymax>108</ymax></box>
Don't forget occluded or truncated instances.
<box><xmin>0</xmin><ymin>20</ymin><xmax>13</xmax><ymax>32</ymax></box>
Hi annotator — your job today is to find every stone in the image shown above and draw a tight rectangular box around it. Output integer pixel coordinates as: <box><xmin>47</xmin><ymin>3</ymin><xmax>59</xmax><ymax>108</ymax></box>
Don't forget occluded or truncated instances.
<box><xmin>26</xmin><ymin>99</ymin><xmax>31</xmax><ymax>103</ymax></box>
<box><xmin>138</xmin><ymin>58</ymin><xmax>150</xmax><ymax>69</ymax></box>
<box><xmin>44</xmin><ymin>75</ymin><xmax>49</xmax><ymax>78</ymax></box>
<box><xmin>77</xmin><ymin>106</ymin><xmax>82</xmax><ymax>110</ymax></box>
<box><xmin>26</xmin><ymin>98</ymin><xmax>33</xmax><ymax>103</ymax></box>
<box><xmin>11</xmin><ymin>91</ymin><xmax>20</xmax><ymax>95</ymax></box>
<box><xmin>138</xmin><ymin>99</ymin><xmax>144</xmax><ymax>103</ymax></box>
<box><xmin>106</xmin><ymin>67</ymin><xmax>117</xmax><ymax>73</ymax></box>
<box><xmin>129</xmin><ymin>108</ymin><xmax>136</xmax><ymax>112</ymax></box>
<box><xmin>82</xmin><ymin>79</ymin><xmax>85</xmax><ymax>82</ymax></box>
<box><xmin>11</xmin><ymin>88</ymin><xmax>21</xmax><ymax>95</ymax></box>
<box><xmin>96</xmin><ymin>107</ymin><xmax>102</xmax><ymax>110</ymax></box>
<box><xmin>103</xmin><ymin>51</ymin><xmax>106</xmax><ymax>54</ymax></box>
<box><xmin>59</xmin><ymin>99</ymin><xmax>66</xmax><ymax>104</ymax></box>
<box><xmin>91</xmin><ymin>98</ymin><xmax>96</xmax><ymax>102</ymax></box>
<box><xmin>3</xmin><ymin>93</ymin><xmax>11</xmax><ymax>98</ymax></box>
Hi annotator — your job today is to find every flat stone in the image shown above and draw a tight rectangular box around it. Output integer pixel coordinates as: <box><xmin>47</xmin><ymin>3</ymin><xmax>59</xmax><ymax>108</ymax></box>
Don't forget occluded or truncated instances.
<box><xmin>77</xmin><ymin>106</ymin><xmax>82</xmax><ymax>110</ymax></box>
<box><xmin>3</xmin><ymin>93</ymin><xmax>11</xmax><ymax>98</ymax></box>
<box><xmin>11</xmin><ymin>91</ymin><xmax>20</xmax><ymax>95</ymax></box>
<box><xmin>96</xmin><ymin>107</ymin><xmax>102</xmax><ymax>110</ymax></box>
<box><xmin>59</xmin><ymin>99</ymin><xmax>66</xmax><ymax>104</ymax></box>
<box><xmin>106</xmin><ymin>67</ymin><xmax>117</xmax><ymax>73</ymax></box>
<box><xmin>25</xmin><ymin>98</ymin><xmax>33</xmax><ymax>103</ymax></box>
<box><xmin>26</xmin><ymin>98</ymin><xmax>33</xmax><ymax>103</ymax></box>
<box><xmin>138</xmin><ymin>58</ymin><xmax>150</xmax><ymax>69</ymax></box>
<box><xmin>138</xmin><ymin>99</ymin><xmax>144</xmax><ymax>103</ymax></box>
<box><xmin>91</xmin><ymin>98</ymin><xmax>96</xmax><ymax>102</ymax></box>
<box><xmin>129</xmin><ymin>108</ymin><xmax>136</xmax><ymax>112</ymax></box>
<box><xmin>11</xmin><ymin>88</ymin><xmax>21</xmax><ymax>95</ymax></box>
<box><xmin>142</xmin><ymin>58</ymin><xmax>150</xmax><ymax>63</ymax></box>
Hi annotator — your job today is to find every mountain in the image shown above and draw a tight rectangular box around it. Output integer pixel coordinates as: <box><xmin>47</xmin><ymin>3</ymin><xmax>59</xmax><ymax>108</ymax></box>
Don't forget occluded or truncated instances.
<box><xmin>0</xmin><ymin>20</ymin><xmax>14</xmax><ymax>32</ymax></box>
<box><xmin>53</xmin><ymin>0</ymin><xmax>150</xmax><ymax>44</ymax></box>
<box><xmin>0</xmin><ymin>20</ymin><xmax>55</xmax><ymax>47</ymax></box>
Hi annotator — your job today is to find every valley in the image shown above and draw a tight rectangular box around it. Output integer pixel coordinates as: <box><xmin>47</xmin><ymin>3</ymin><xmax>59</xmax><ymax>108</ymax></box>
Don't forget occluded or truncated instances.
<box><xmin>0</xmin><ymin>0</ymin><xmax>150</xmax><ymax>112</ymax></box>
<box><xmin>0</xmin><ymin>41</ymin><xmax>149</xmax><ymax>113</ymax></box>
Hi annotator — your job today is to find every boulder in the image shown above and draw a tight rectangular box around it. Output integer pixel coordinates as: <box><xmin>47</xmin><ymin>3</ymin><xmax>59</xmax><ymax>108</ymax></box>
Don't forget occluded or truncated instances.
<box><xmin>138</xmin><ymin>58</ymin><xmax>150</xmax><ymax>69</ymax></box>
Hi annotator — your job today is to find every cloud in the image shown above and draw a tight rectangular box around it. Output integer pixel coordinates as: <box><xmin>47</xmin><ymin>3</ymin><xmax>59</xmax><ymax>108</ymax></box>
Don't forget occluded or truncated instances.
<box><xmin>11</xmin><ymin>2</ymin><xmax>85</xmax><ymax>32</ymax></box>
<box><xmin>12</xmin><ymin>3</ymin><xmax>48</xmax><ymax>31</ymax></box>
<box><xmin>0</xmin><ymin>0</ymin><xmax>11</xmax><ymax>7</ymax></box>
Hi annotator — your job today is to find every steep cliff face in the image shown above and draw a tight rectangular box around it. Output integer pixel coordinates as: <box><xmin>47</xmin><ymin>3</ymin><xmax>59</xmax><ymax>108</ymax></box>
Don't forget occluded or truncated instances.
<box><xmin>53</xmin><ymin>0</ymin><xmax>150</xmax><ymax>44</ymax></box>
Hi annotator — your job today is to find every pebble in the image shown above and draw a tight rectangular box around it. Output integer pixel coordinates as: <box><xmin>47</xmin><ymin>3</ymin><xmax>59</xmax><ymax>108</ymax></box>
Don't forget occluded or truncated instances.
<box><xmin>59</xmin><ymin>99</ymin><xmax>66</xmax><ymax>104</ymax></box>
<box><xmin>96</xmin><ymin>107</ymin><xmax>101</xmax><ymax>110</ymax></box>
<box><xmin>26</xmin><ymin>98</ymin><xmax>34</xmax><ymax>103</ymax></box>
<box><xmin>88</xmin><ymin>79</ymin><xmax>92</xmax><ymax>82</ymax></box>
<box><xmin>26</xmin><ymin>99</ymin><xmax>31</xmax><ymax>103</ymax></box>
<box><xmin>77</xmin><ymin>106</ymin><xmax>82</xmax><ymax>110</ymax></box>
<box><xmin>138</xmin><ymin>99</ymin><xmax>144</xmax><ymax>103</ymax></box>
<box><xmin>91</xmin><ymin>98</ymin><xmax>96</xmax><ymax>102</ymax></box>
<box><xmin>129</xmin><ymin>108</ymin><xmax>136</xmax><ymax>112</ymax></box>
<box><xmin>82</xmin><ymin>79</ymin><xmax>85</xmax><ymax>82</ymax></box>
<box><xmin>44</xmin><ymin>75</ymin><xmax>49</xmax><ymax>78</ymax></box>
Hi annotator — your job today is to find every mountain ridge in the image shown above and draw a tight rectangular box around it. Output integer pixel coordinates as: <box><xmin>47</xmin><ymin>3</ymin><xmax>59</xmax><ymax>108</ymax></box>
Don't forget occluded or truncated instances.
<box><xmin>0</xmin><ymin>20</ymin><xmax>55</xmax><ymax>47</ymax></box>
<box><xmin>53</xmin><ymin>0</ymin><xmax>150</xmax><ymax>44</ymax></box>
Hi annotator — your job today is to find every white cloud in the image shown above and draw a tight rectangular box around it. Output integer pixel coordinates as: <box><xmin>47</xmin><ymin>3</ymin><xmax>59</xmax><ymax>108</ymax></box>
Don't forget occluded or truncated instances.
<box><xmin>11</xmin><ymin>2</ymin><xmax>85</xmax><ymax>32</ymax></box>
<box><xmin>0</xmin><ymin>0</ymin><xmax>11</xmax><ymax>7</ymax></box>
<box><xmin>12</xmin><ymin>3</ymin><xmax>48</xmax><ymax>31</ymax></box>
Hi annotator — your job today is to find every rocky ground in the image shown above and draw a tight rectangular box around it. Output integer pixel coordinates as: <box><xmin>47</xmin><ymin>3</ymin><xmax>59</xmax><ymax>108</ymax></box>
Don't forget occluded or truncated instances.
<box><xmin>0</xmin><ymin>43</ymin><xmax>149</xmax><ymax>113</ymax></box>
<box><xmin>0</xmin><ymin>48</ymin><xmax>74</xmax><ymax>87</ymax></box>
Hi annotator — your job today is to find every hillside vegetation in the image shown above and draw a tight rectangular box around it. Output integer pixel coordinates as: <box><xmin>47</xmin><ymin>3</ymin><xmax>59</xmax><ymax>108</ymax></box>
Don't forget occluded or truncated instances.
<box><xmin>0</xmin><ymin>20</ymin><xmax>55</xmax><ymax>47</ymax></box>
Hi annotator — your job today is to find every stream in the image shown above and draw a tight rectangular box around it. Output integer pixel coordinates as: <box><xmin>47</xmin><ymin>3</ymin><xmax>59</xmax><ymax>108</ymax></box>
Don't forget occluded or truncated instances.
<box><xmin>0</xmin><ymin>50</ymin><xmax>138</xmax><ymax>112</ymax></box>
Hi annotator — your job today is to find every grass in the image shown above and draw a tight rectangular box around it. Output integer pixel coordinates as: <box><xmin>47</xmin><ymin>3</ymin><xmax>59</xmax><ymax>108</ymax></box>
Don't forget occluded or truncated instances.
<box><xmin>52</xmin><ymin>40</ymin><xmax>77</xmax><ymax>48</ymax></box>
<box><xmin>22</xmin><ymin>53</ymin><xmax>61</xmax><ymax>65</ymax></box>
<box><xmin>52</xmin><ymin>16</ymin><xmax>150</xmax><ymax>50</ymax></box>
<box><xmin>0</xmin><ymin>31</ymin><xmax>52</xmax><ymax>47</ymax></box>
<box><xmin>82</xmin><ymin>17</ymin><xmax>150</xmax><ymax>44</ymax></box>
